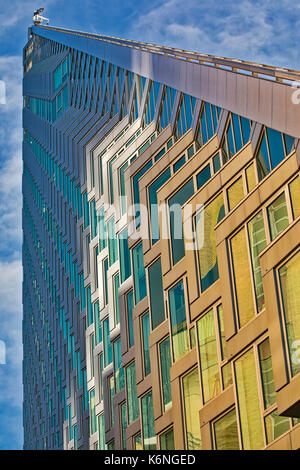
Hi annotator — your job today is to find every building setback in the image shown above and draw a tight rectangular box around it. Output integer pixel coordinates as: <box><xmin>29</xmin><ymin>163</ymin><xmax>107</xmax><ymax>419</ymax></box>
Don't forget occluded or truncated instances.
<box><xmin>22</xmin><ymin>23</ymin><xmax>300</xmax><ymax>450</ymax></box>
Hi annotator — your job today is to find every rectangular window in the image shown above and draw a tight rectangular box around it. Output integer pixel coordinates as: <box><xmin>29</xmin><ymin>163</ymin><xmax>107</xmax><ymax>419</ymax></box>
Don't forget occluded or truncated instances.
<box><xmin>169</xmin><ymin>179</ymin><xmax>194</xmax><ymax>265</ymax></box>
<box><xmin>126</xmin><ymin>290</ymin><xmax>134</xmax><ymax>348</ymax></box>
<box><xmin>109</xmin><ymin>375</ymin><xmax>114</xmax><ymax>427</ymax></box>
<box><xmin>141</xmin><ymin>392</ymin><xmax>156</xmax><ymax>450</ymax></box>
<box><xmin>86</xmin><ymin>285</ymin><xmax>93</xmax><ymax>326</ymax></box>
<box><xmin>279</xmin><ymin>251</ymin><xmax>300</xmax><ymax>377</ymax></box>
<box><xmin>230</xmin><ymin>228</ymin><xmax>255</xmax><ymax>328</ymax></box>
<box><xmin>108</xmin><ymin>156</ymin><xmax>117</xmax><ymax>204</ymax></box>
<box><xmin>126</xmin><ymin>362</ymin><xmax>139</xmax><ymax>424</ymax></box>
<box><xmin>83</xmin><ymin>192</ymin><xmax>89</xmax><ymax>229</ymax></box>
<box><xmin>113</xmin><ymin>337</ymin><xmax>124</xmax><ymax>393</ymax></box>
<box><xmin>168</xmin><ymin>279</ymin><xmax>188</xmax><ymax>362</ymax></box>
<box><xmin>195</xmin><ymin>193</ymin><xmax>225</xmax><ymax>292</ymax></box>
<box><xmin>134</xmin><ymin>433</ymin><xmax>143</xmax><ymax>450</ymax></box>
<box><xmin>197</xmin><ymin>308</ymin><xmax>221</xmax><ymax>403</ymax></box>
<box><xmin>159</xmin><ymin>427</ymin><xmax>174</xmax><ymax>450</ymax></box>
<box><xmin>159</xmin><ymin>337</ymin><xmax>172</xmax><ymax>411</ymax></box>
<box><xmin>234</xmin><ymin>348</ymin><xmax>264</xmax><ymax>449</ymax></box>
<box><xmin>103</xmin><ymin>258</ymin><xmax>109</xmax><ymax>306</ymax></box>
<box><xmin>103</xmin><ymin>317</ymin><xmax>112</xmax><ymax>367</ymax></box>
<box><xmin>148</xmin><ymin>258</ymin><xmax>165</xmax><ymax>330</ymax></box>
<box><xmin>182</xmin><ymin>368</ymin><xmax>202</xmax><ymax>450</ymax></box>
<box><xmin>108</xmin><ymin>217</ymin><xmax>118</xmax><ymax>266</ymax></box>
<box><xmin>247</xmin><ymin>211</ymin><xmax>267</xmax><ymax>312</ymax></box>
<box><xmin>90</xmin><ymin>199</ymin><xmax>97</xmax><ymax>239</ymax></box>
<box><xmin>196</xmin><ymin>164</ymin><xmax>211</xmax><ymax>190</ymax></box>
<box><xmin>119</xmin><ymin>162</ymin><xmax>128</xmax><ymax>215</ymax></box>
<box><xmin>99</xmin><ymin>206</ymin><xmax>107</xmax><ymax>251</ymax></box>
<box><xmin>132</xmin><ymin>242</ymin><xmax>147</xmax><ymax>304</ymax></box>
<box><xmin>121</xmin><ymin>402</ymin><xmax>127</xmax><ymax>449</ymax></box>
<box><xmin>90</xmin><ymin>389</ymin><xmax>97</xmax><ymax>435</ymax></box>
<box><xmin>289</xmin><ymin>176</ymin><xmax>300</xmax><ymax>220</ymax></box>
<box><xmin>149</xmin><ymin>168</ymin><xmax>171</xmax><ymax>244</ymax></box>
<box><xmin>142</xmin><ymin>312</ymin><xmax>151</xmax><ymax>376</ymax></box>
<box><xmin>246</xmin><ymin>163</ymin><xmax>256</xmax><ymax>193</ymax></box>
<box><xmin>98</xmin><ymin>413</ymin><xmax>107</xmax><ymax>449</ymax></box>
<box><xmin>227</xmin><ymin>176</ymin><xmax>244</xmax><ymax>211</ymax></box>
<box><xmin>108</xmin><ymin>271</ymin><xmax>117</xmax><ymax>324</ymax></box>
<box><xmin>267</xmin><ymin>192</ymin><xmax>289</xmax><ymax>241</ymax></box>
<box><xmin>119</xmin><ymin>228</ymin><xmax>131</xmax><ymax>283</ymax></box>
<box><xmin>213</xmin><ymin>408</ymin><xmax>240</xmax><ymax>450</ymax></box>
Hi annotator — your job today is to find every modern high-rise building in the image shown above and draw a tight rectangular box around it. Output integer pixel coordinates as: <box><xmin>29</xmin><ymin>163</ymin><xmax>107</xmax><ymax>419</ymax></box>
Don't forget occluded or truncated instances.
<box><xmin>22</xmin><ymin>21</ymin><xmax>300</xmax><ymax>451</ymax></box>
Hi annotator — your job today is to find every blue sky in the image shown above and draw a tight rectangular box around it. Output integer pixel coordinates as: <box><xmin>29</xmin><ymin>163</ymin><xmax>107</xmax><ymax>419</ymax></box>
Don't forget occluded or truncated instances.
<box><xmin>0</xmin><ymin>0</ymin><xmax>299</xmax><ymax>450</ymax></box>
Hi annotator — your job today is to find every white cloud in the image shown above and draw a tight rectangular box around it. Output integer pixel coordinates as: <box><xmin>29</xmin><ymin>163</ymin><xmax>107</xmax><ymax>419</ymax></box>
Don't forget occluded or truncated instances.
<box><xmin>127</xmin><ymin>0</ymin><xmax>300</xmax><ymax>69</ymax></box>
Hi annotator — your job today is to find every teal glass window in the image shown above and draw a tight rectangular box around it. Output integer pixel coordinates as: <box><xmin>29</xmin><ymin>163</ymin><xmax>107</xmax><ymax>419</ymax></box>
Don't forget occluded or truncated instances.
<box><xmin>109</xmin><ymin>375</ymin><xmax>114</xmax><ymax>427</ymax></box>
<box><xmin>196</xmin><ymin>164</ymin><xmax>211</xmax><ymax>190</ymax></box>
<box><xmin>168</xmin><ymin>279</ymin><xmax>188</xmax><ymax>362</ymax></box>
<box><xmin>213</xmin><ymin>152</ymin><xmax>221</xmax><ymax>173</ymax></box>
<box><xmin>173</xmin><ymin>155</ymin><xmax>186</xmax><ymax>173</ymax></box>
<box><xmin>120</xmin><ymin>162</ymin><xmax>128</xmax><ymax>215</ymax></box>
<box><xmin>98</xmin><ymin>413</ymin><xmax>107</xmax><ymax>450</ymax></box>
<box><xmin>121</xmin><ymin>402</ymin><xmax>127</xmax><ymax>449</ymax></box>
<box><xmin>114</xmin><ymin>337</ymin><xmax>124</xmax><ymax>393</ymax></box>
<box><xmin>168</xmin><ymin>178</ymin><xmax>194</xmax><ymax>265</ymax></box>
<box><xmin>256</xmin><ymin>132</ymin><xmax>270</xmax><ymax>181</ymax></box>
<box><xmin>108</xmin><ymin>156</ymin><xmax>117</xmax><ymax>204</ymax></box>
<box><xmin>126</xmin><ymin>362</ymin><xmax>139</xmax><ymax>423</ymax></box>
<box><xmin>159</xmin><ymin>337</ymin><xmax>172</xmax><ymax>411</ymax></box>
<box><xmin>266</xmin><ymin>128</ymin><xmax>285</xmax><ymax>169</ymax></box>
<box><xmin>86</xmin><ymin>285</ymin><xmax>93</xmax><ymax>326</ymax></box>
<box><xmin>141</xmin><ymin>391</ymin><xmax>156</xmax><ymax>450</ymax></box>
<box><xmin>90</xmin><ymin>199</ymin><xmax>97</xmax><ymax>239</ymax></box>
<box><xmin>80</xmin><ymin>272</ymin><xmax>86</xmax><ymax>310</ymax></box>
<box><xmin>103</xmin><ymin>317</ymin><xmax>112</xmax><ymax>367</ymax></box>
<box><xmin>99</xmin><ymin>206</ymin><xmax>107</xmax><ymax>251</ymax></box>
<box><xmin>90</xmin><ymin>389</ymin><xmax>97</xmax><ymax>435</ymax></box>
<box><xmin>126</xmin><ymin>290</ymin><xmax>134</xmax><ymax>348</ymax></box>
<box><xmin>132</xmin><ymin>242</ymin><xmax>147</xmax><ymax>304</ymax></box>
<box><xmin>108</xmin><ymin>217</ymin><xmax>118</xmax><ymax>266</ymax></box>
<box><xmin>114</xmin><ymin>273</ymin><xmax>120</xmax><ymax>325</ymax></box>
<box><xmin>142</xmin><ymin>312</ymin><xmax>151</xmax><ymax>376</ymax></box>
<box><xmin>149</xmin><ymin>168</ymin><xmax>171</xmax><ymax>244</ymax></box>
<box><xmin>103</xmin><ymin>258</ymin><xmax>109</xmax><ymax>305</ymax></box>
<box><xmin>133</xmin><ymin>160</ymin><xmax>153</xmax><ymax>228</ymax></box>
<box><xmin>83</xmin><ymin>192</ymin><xmax>90</xmax><ymax>229</ymax></box>
<box><xmin>119</xmin><ymin>228</ymin><xmax>131</xmax><ymax>283</ymax></box>
<box><xmin>94</xmin><ymin>301</ymin><xmax>102</xmax><ymax>345</ymax></box>
<box><xmin>148</xmin><ymin>258</ymin><xmax>165</xmax><ymax>329</ymax></box>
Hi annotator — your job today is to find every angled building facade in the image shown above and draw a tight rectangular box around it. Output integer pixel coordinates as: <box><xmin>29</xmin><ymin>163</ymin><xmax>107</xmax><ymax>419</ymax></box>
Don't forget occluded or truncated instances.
<box><xmin>22</xmin><ymin>23</ymin><xmax>300</xmax><ymax>450</ymax></box>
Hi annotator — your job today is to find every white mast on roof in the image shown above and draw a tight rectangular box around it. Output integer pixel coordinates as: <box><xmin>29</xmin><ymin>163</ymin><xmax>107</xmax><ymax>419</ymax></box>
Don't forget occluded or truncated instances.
<box><xmin>33</xmin><ymin>8</ymin><xmax>49</xmax><ymax>25</ymax></box>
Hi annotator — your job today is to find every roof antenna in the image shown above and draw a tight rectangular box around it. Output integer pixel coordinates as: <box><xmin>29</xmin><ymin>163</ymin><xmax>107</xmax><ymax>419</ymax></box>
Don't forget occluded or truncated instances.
<box><xmin>33</xmin><ymin>8</ymin><xmax>50</xmax><ymax>25</ymax></box>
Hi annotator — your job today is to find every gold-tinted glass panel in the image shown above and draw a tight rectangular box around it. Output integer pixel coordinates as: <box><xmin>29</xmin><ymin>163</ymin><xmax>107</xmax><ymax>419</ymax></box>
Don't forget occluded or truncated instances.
<box><xmin>289</xmin><ymin>176</ymin><xmax>300</xmax><ymax>220</ymax></box>
<box><xmin>222</xmin><ymin>362</ymin><xmax>233</xmax><ymax>389</ymax></box>
<box><xmin>246</xmin><ymin>163</ymin><xmax>256</xmax><ymax>193</ymax></box>
<box><xmin>159</xmin><ymin>427</ymin><xmax>174</xmax><ymax>450</ymax></box>
<box><xmin>231</xmin><ymin>228</ymin><xmax>255</xmax><ymax>328</ymax></box>
<box><xmin>279</xmin><ymin>251</ymin><xmax>300</xmax><ymax>377</ymax></box>
<box><xmin>195</xmin><ymin>193</ymin><xmax>225</xmax><ymax>292</ymax></box>
<box><xmin>214</xmin><ymin>408</ymin><xmax>240</xmax><ymax>450</ymax></box>
<box><xmin>182</xmin><ymin>368</ymin><xmax>202</xmax><ymax>450</ymax></box>
<box><xmin>227</xmin><ymin>176</ymin><xmax>244</xmax><ymax>211</ymax></box>
<box><xmin>197</xmin><ymin>309</ymin><xmax>221</xmax><ymax>403</ymax></box>
<box><xmin>265</xmin><ymin>410</ymin><xmax>290</xmax><ymax>445</ymax></box>
<box><xmin>234</xmin><ymin>348</ymin><xmax>264</xmax><ymax>450</ymax></box>
<box><xmin>258</xmin><ymin>338</ymin><xmax>276</xmax><ymax>409</ymax></box>
<box><xmin>247</xmin><ymin>210</ymin><xmax>267</xmax><ymax>312</ymax></box>
<box><xmin>267</xmin><ymin>192</ymin><xmax>289</xmax><ymax>240</ymax></box>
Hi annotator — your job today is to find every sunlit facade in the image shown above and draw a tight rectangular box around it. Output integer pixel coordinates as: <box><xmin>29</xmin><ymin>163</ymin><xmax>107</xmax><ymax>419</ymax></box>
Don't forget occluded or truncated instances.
<box><xmin>22</xmin><ymin>24</ymin><xmax>300</xmax><ymax>450</ymax></box>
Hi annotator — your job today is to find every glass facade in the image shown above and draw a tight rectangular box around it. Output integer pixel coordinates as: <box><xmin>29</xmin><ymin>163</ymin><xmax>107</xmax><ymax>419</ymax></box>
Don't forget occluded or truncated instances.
<box><xmin>23</xmin><ymin>25</ymin><xmax>299</xmax><ymax>451</ymax></box>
